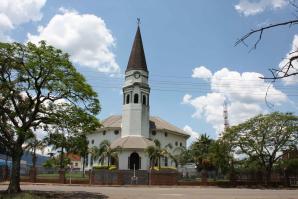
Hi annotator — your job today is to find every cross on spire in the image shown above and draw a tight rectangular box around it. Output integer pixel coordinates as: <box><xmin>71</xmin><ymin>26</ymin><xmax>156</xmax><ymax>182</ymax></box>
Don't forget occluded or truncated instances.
<box><xmin>137</xmin><ymin>18</ymin><xmax>141</xmax><ymax>26</ymax></box>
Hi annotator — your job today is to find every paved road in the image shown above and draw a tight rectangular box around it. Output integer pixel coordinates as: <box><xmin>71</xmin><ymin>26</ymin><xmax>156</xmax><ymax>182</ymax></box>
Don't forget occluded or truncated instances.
<box><xmin>0</xmin><ymin>184</ymin><xmax>298</xmax><ymax>199</ymax></box>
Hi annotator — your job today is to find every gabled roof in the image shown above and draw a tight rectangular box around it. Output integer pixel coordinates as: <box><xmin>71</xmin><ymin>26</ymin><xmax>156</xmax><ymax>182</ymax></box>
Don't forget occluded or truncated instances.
<box><xmin>66</xmin><ymin>153</ymin><xmax>81</xmax><ymax>161</ymax></box>
<box><xmin>111</xmin><ymin>136</ymin><xmax>154</xmax><ymax>149</ymax></box>
<box><xmin>126</xmin><ymin>26</ymin><xmax>148</xmax><ymax>72</ymax></box>
<box><xmin>99</xmin><ymin>115</ymin><xmax>190</xmax><ymax>138</ymax></box>
<box><xmin>101</xmin><ymin>115</ymin><xmax>122</xmax><ymax>128</ymax></box>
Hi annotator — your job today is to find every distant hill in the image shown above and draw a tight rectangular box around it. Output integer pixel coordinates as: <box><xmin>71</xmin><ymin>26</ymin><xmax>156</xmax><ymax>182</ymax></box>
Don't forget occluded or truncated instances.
<box><xmin>0</xmin><ymin>151</ymin><xmax>49</xmax><ymax>166</ymax></box>
<box><xmin>22</xmin><ymin>152</ymin><xmax>49</xmax><ymax>166</ymax></box>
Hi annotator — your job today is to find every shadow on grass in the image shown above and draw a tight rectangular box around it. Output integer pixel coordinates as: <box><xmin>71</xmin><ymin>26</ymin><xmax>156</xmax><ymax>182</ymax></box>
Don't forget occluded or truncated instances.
<box><xmin>0</xmin><ymin>191</ymin><xmax>108</xmax><ymax>199</ymax></box>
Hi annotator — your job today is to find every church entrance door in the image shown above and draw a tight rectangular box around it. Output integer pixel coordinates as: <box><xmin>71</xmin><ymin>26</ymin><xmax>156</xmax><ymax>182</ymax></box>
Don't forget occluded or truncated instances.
<box><xmin>129</xmin><ymin>152</ymin><xmax>140</xmax><ymax>170</ymax></box>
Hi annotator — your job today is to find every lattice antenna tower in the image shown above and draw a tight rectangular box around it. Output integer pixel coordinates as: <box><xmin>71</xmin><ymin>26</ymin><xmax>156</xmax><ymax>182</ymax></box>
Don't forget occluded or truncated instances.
<box><xmin>223</xmin><ymin>99</ymin><xmax>230</xmax><ymax>131</ymax></box>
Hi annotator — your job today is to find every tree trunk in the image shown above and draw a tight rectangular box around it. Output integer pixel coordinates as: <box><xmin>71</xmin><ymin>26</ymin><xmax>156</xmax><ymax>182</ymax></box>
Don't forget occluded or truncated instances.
<box><xmin>265</xmin><ymin>167</ymin><xmax>272</xmax><ymax>185</ymax></box>
<box><xmin>60</xmin><ymin>147</ymin><xmax>64</xmax><ymax>169</ymax></box>
<box><xmin>7</xmin><ymin>146</ymin><xmax>22</xmax><ymax>193</ymax></box>
<box><xmin>108</xmin><ymin>155</ymin><xmax>110</xmax><ymax>167</ymax></box>
<box><xmin>82</xmin><ymin>156</ymin><xmax>85</xmax><ymax>178</ymax></box>
<box><xmin>158</xmin><ymin>157</ymin><xmax>161</xmax><ymax>170</ymax></box>
<box><xmin>5</xmin><ymin>152</ymin><xmax>8</xmax><ymax>168</ymax></box>
<box><xmin>30</xmin><ymin>148</ymin><xmax>37</xmax><ymax>183</ymax></box>
<box><xmin>32</xmin><ymin>148</ymin><xmax>37</xmax><ymax>169</ymax></box>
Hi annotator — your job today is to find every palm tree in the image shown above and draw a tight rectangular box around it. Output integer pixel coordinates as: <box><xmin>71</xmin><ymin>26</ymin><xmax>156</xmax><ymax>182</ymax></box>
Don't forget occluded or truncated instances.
<box><xmin>44</xmin><ymin>132</ymin><xmax>71</xmax><ymax>169</ymax></box>
<box><xmin>71</xmin><ymin>134</ymin><xmax>89</xmax><ymax>177</ymax></box>
<box><xmin>24</xmin><ymin>136</ymin><xmax>46</xmax><ymax>182</ymax></box>
<box><xmin>91</xmin><ymin>140</ymin><xmax>122</xmax><ymax>167</ymax></box>
<box><xmin>190</xmin><ymin>134</ymin><xmax>214</xmax><ymax>172</ymax></box>
<box><xmin>173</xmin><ymin>146</ymin><xmax>191</xmax><ymax>167</ymax></box>
<box><xmin>25</xmin><ymin>137</ymin><xmax>46</xmax><ymax>170</ymax></box>
<box><xmin>145</xmin><ymin>139</ymin><xmax>173</xmax><ymax>170</ymax></box>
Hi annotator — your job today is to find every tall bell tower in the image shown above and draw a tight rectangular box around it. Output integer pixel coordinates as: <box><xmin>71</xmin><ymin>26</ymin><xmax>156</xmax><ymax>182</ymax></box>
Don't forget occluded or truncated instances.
<box><xmin>121</xmin><ymin>23</ymin><xmax>150</xmax><ymax>138</ymax></box>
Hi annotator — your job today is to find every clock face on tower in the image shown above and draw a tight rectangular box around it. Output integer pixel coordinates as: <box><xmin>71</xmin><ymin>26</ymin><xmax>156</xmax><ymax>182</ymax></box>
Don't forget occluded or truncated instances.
<box><xmin>134</xmin><ymin>72</ymin><xmax>141</xmax><ymax>79</ymax></box>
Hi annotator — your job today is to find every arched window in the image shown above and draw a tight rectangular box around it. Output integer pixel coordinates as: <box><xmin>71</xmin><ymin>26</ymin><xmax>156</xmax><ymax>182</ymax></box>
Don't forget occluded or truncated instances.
<box><xmin>164</xmin><ymin>157</ymin><xmax>168</xmax><ymax>167</ymax></box>
<box><xmin>129</xmin><ymin>152</ymin><xmax>141</xmax><ymax>170</ymax></box>
<box><xmin>126</xmin><ymin>94</ymin><xmax>130</xmax><ymax>104</ymax></box>
<box><xmin>142</xmin><ymin>95</ymin><xmax>146</xmax><ymax>105</ymax></box>
<box><xmin>134</xmin><ymin>94</ymin><xmax>139</xmax><ymax>103</ymax></box>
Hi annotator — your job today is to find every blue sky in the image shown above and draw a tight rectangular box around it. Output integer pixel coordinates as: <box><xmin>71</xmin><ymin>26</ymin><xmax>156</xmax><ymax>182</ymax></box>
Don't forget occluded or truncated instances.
<box><xmin>1</xmin><ymin>0</ymin><xmax>297</xmax><ymax>144</ymax></box>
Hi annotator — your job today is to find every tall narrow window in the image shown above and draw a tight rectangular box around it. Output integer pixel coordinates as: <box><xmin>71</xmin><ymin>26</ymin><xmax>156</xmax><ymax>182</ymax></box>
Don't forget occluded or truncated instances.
<box><xmin>126</xmin><ymin>94</ymin><xmax>130</xmax><ymax>104</ymax></box>
<box><xmin>91</xmin><ymin>156</ymin><xmax>93</xmax><ymax>166</ymax></box>
<box><xmin>142</xmin><ymin>95</ymin><xmax>146</xmax><ymax>105</ymax></box>
<box><xmin>134</xmin><ymin>93</ymin><xmax>139</xmax><ymax>103</ymax></box>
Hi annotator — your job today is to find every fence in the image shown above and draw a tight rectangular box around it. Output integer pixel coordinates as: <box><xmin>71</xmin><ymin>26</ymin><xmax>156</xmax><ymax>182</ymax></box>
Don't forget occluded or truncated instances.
<box><xmin>90</xmin><ymin>169</ymin><xmax>178</xmax><ymax>185</ymax></box>
<box><xmin>177</xmin><ymin>169</ymin><xmax>298</xmax><ymax>187</ymax></box>
<box><xmin>2</xmin><ymin>165</ymin><xmax>297</xmax><ymax>187</ymax></box>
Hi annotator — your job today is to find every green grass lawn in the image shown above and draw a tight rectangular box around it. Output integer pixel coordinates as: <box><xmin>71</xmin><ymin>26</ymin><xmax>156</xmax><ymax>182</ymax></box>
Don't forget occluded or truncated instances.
<box><xmin>37</xmin><ymin>173</ymin><xmax>88</xmax><ymax>179</ymax></box>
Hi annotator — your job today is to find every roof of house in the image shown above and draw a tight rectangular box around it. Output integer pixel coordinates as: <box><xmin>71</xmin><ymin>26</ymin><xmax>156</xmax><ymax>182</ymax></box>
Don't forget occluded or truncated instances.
<box><xmin>99</xmin><ymin>115</ymin><xmax>190</xmax><ymax>138</ymax></box>
<box><xmin>66</xmin><ymin>153</ymin><xmax>81</xmax><ymax>161</ymax></box>
<box><xmin>110</xmin><ymin>136</ymin><xmax>154</xmax><ymax>149</ymax></box>
<box><xmin>126</xmin><ymin>25</ymin><xmax>148</xmax><ymax>72</ymax></box>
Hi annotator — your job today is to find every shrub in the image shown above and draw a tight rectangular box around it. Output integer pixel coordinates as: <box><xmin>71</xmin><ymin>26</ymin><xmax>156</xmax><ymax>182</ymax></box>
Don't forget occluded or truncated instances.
<box><xmin>92</xmin><ymin>165</ymin><xmax>109</xmax><ymax>170</ymax></box>
<box><xmin>151</xmin><ymin>166</ymin><xmax>177</xmax><ymax>171</ymax></box>
<box><xmin>92</xmin><ymin>165</ymin><xmax>117</xmax><ymax>170</ymax></box>
<box><xmin>109</xmin><ymin>165</ymin><xmax>117</xmax><ymax>171</ymax></box>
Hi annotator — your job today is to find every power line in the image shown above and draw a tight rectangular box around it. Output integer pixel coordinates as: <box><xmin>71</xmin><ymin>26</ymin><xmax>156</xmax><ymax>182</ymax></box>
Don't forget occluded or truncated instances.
<box><xmin>79</xmin><ymin>70</ymin><xmax>298</xmax><ymax>83</ymax></box>
<box><xmin>93</xmin><ymin>85</ymin><xmax>298</xmax><ymax>97</ymax></box>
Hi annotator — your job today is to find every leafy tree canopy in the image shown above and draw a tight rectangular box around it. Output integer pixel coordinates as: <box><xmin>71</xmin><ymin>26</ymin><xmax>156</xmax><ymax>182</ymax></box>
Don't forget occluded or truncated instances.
<box><xmin>223</xmin><ymin>112</ymin><xmax>298</xmax><ymax>183</ymax></box>
<box><xmin>0</xmin><ymin>41</ymin><xmax>100</xmax><ymax>193</ymax></box>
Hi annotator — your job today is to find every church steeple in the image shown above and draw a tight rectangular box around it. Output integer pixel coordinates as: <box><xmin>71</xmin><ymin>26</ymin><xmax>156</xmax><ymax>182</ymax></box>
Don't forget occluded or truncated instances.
<box><xmin>126</xmin><ymin>24</ymin><xmax>148</xmax><ymax>72</ymax></box>
<box><xmin>122</xmin><ymin>21</ymin><xmax>150</xmax><ymax>138</ymax></box>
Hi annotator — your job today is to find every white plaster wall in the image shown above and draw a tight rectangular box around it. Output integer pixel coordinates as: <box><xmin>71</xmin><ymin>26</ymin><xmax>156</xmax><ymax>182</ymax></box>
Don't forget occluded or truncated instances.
<box><xmin>122</xmin><ymin>69</ymin><xmax>150</xmax><ymax>138</ymax></box>
<box><xmin>118</xmin><ymin>150</ymin><xmax>150</xmax><ymax>170</ymax></box>
<box><xmin>71</xmin><ymin>160</ymin><xmax>82</xmax><ymax>170</ymax></box>
<box><xmin>85</xmin><ymin>130</ymin><xmax>121</xmax><ymax>169</ymax></box>
<box><xmin>122</xmin><ymin>104</ymin><xmax>149</xmax><ymax>138</ymax></box>
<box><xmin>124</xmin><ymin>70</ymin><xmax>149</xmax><ymax>87</ymax></box>
<box><xmin>118</xmin><ymin>151</ymin><xmax>130</xmax><ymax>170</ymax></box>
<box><xmin>149</xmin><ymin>131</ymin><xmax>188</xmax><ymax>167</ymax></box>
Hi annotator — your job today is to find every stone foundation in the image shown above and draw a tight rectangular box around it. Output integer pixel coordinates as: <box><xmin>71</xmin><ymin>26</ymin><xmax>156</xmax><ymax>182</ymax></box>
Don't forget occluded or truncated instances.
<box><xmin>149</xmin><ymin>170</ymin><xmax>178</xmax><ymax>185</ymax></box>
<box><xmin>91</xmin><ymin>169</ymin><xmax>177</xmax><ymax>185</ymax></box>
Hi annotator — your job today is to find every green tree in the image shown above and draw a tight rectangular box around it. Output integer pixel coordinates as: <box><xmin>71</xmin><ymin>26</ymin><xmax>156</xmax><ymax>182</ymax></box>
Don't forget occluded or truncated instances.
<box><xmin>44</xmin><ymin>132</ymin><xmax>71</xmax><ymax>170</ymax></box>
<box><xmin>46</xmin><ymin>103</ymin><xmax>100</xmax><ymax>171</ymax></box>
<box><xmin>209</xmin><ymin>139</ymin><xmax>233</xmax><ymax>176</ymax></box>
<box><xmin>224</xmin><ymin>112</ymin><xmax>298</xmax><ymax>184</ymax></box>
<box><xmin>71</xmin><ymin>134</ymin><xmax>90</xmax><ymax>177</ymax></box>
<box><xmin>91</xmin><ymin>140</ymin><xmax>122</xmax><ymax>167</ymax></box>
<box><xmin>0</xmin><ymin>41</ymin><xmax>100</xmax><ymax>193</ymax></box>
<box><xmin>173</xmin><ymin>146</ymin><xmax>191</xmax><ymax>167</ymax></box>
<box><xmin>190</xmin><ymin>134</ymin><xmax>214</xmax><ymax>172</ymax></box>
<box><xmin>42</xmin><ymin>156</ymin><xmax>70</xmax><ymax>169</ymax></box>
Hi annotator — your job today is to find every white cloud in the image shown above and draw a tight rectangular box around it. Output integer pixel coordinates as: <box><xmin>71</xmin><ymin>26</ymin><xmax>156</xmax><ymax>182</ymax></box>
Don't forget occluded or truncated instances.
<box><xmin>235</xmin><ymin>0</ymin><xmax>287</xmax><ymax>16</ymax></box>
<box><xmin>183</xmin><ymin>125</ymin><xmax>200</xmax><ymax>146</ymax></box>
<box><xmin>27</xmin><ymin>8</ymin><xmax>120</xmax><ymax>74</ymax></box>
<box><xmin>183</xmin><ymin>67</ymin><xmax>288</xmax><ymax>136</ymax></box>
<box><xmin>0</xmin><ymin>0</ymin><xmax>46</xmax><ymax>41</ymax></box>
<box><xmin>192</xmin><ymin>66</ymin><xmax>213</xmax><ymax>80</ymax></box>
<box><xmin>280</xmin><ymin>35</ymin><xmax>298</xmax><ymax>85</ymax></box>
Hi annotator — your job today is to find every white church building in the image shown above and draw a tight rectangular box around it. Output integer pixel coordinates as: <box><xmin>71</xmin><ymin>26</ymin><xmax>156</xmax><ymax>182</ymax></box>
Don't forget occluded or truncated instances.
<box><xmin>85</xmin><ymin>25</ymin><xmax>190</xmax><ymax>171</ymax></box>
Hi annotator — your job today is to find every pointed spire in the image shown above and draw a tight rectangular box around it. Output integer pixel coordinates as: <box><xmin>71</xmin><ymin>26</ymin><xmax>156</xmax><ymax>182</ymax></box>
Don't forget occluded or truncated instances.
<box><xmin>126</xmin><ymin>22</ymin><xmax>148</xmax><ymax>72</ymax></box>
